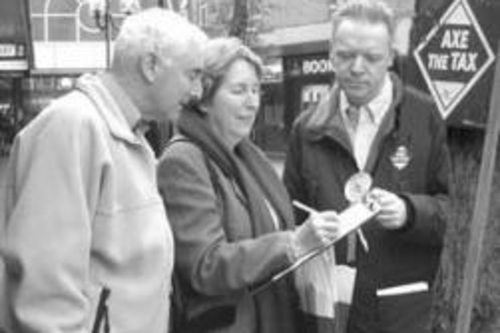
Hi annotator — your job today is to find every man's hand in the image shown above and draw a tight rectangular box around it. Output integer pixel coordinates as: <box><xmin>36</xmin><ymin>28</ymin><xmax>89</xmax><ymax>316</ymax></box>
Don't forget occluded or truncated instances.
<box><xmin>369</xmin><ymin>188</ymin><xmax>407</xmax><ymax>230</ymax></box>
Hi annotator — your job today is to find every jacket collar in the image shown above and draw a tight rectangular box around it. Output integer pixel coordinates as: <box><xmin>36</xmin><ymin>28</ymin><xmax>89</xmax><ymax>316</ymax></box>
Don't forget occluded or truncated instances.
<box><xmin>339</xmin><ymin>74</ymin><xmax>393</xmax><ymax>127</ymax></box>
<box><xmin>76</xmin><ymin>73</ymin><xmax>144</xmax><ymax>145</ymax></box>
<box><xmin>302</xmin><ymin>73</ymin><xmax>404</xmax><ymax>150</ymax></box>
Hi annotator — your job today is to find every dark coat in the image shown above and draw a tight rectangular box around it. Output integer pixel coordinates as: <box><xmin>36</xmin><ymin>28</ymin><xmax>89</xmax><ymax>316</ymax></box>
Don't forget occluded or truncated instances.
<box><xmin>283</xmin><ymin>74</ymin><xmax>451</xmax><ymax>333</ymax></box>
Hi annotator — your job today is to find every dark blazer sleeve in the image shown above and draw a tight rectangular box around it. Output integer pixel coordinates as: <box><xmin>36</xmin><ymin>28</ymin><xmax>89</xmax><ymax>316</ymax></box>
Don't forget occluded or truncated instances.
<box><xmin>157</xmin><ymin>142</ymin><xmax>294</xmax><ymax>296</ymax></box>
<box><xmin>398</xmin><ymin>106</ymin><xmax>451</xmax><ymax>247</ymax></box>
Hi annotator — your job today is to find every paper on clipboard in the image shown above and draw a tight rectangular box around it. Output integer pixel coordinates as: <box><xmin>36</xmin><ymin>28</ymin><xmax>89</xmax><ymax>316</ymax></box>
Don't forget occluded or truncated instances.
<box><xmin>337</xmin><ymin>201</ymin><xmax>380</xmax><ymax>239</ymax></box>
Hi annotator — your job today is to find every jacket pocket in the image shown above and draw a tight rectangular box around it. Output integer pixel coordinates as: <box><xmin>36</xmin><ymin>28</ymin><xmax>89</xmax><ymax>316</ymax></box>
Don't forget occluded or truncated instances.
<box><xmin>377</xmin><ymin>289</ymin><xmax>431</xmax><ymax>333</ymax></box>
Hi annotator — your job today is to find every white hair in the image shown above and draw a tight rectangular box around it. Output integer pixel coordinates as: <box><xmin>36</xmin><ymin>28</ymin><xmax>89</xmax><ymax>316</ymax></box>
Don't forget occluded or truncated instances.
<box><xmin>112</xmin><ymin>7</ymin><xmax>207</xmax><ymax>68</ymax></box>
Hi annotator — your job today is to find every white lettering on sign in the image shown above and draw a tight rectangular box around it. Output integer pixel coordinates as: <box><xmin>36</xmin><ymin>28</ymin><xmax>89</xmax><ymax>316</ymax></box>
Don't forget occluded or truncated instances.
<box><xmin>0</xmin><ymin>44</ymin><xmax>16</xmax><ymax>57</ymax></box>
<box><xmin>450</xmin><ymin>51</ymin><xmax>478</xmax><ymax>71</ymax></box>
<box><xmin>427</xmin><ymin>28</ymin><xmax>479</xmax><ymax>73</ymax></box>
<box><xmin>428</xmin><ymin>54</ymin><xmax>449</xmax><ymax>70</ymax></box>
<box><xmin>441</xmin><ymin>29</ymin><xmax>470</xmax><ymax>49</ymax></box>
<box><xmin>302</xmin><ymin>59</ymin><xmax>334</xmax><ymax>75</ymax></box>
<box><xmin>428</xmin><ymin>51</ymin><xmax>478</xmax><ymax>72</ymax></box>
<box><xmin>413</xmin><ymin>0</ymin><xmax>495</xmax><ymax>119</ymax></box>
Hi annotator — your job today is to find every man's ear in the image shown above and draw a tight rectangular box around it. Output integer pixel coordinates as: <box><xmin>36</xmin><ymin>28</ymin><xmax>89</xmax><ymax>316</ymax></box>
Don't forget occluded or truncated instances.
<box><xmin>329</xmin><ymin>45</ymin><xmax>338</xmax><ymax>73</ymax></box>
<box><xmin>139</xmin><ymin>52</ymin><xmax>162</xmax><ymax>84</ymax></box>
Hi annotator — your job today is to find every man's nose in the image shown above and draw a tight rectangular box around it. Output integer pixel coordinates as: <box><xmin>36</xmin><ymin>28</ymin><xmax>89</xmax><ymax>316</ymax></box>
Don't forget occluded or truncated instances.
<box><xmin>350</xmin><ymin>55</ymin><xmax>366</xmax><ymax>73</ymax></box>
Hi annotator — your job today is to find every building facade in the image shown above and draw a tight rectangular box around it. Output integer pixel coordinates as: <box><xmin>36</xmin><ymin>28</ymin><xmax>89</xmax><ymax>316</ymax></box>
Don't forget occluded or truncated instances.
<box><xmin>0</xmin><ymin>0</ymin><xmax>417</xmax><ymax>156</ymax></box>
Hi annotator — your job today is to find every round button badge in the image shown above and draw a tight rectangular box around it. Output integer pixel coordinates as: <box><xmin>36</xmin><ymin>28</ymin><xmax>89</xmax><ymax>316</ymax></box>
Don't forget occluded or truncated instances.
<box><xmin>344</xmin><ymin>172</ymin><xmax>373</xmax><ymax>203</ymax></box>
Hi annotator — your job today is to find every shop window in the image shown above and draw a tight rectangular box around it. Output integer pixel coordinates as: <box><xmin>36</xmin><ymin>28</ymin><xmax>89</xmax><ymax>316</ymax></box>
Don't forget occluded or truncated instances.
<box><xmin>21</xmin><ymin>75</ymin><xmax>77</xmax><ymax>123</ymax></box>
<box><xmin>253</xmin><ymin>83</ymin><xmax>286</xmax><ymax>153</ymax></box>
<box><xmin>300</xmin><ymin>83</ymin><xmax>330</xmax><ymax>113</ymax></box>
<box><xmin>0</xmin><ymin>78</ymin><xmax>17</xmax><ymax>156</ymax></box>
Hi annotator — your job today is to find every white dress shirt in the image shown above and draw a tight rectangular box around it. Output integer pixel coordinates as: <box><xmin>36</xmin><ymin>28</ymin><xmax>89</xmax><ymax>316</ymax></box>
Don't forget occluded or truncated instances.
<box><xmin>340</xmin><ymin>75</ymin><xmax>393</xmax><ymax>170</ymax></box>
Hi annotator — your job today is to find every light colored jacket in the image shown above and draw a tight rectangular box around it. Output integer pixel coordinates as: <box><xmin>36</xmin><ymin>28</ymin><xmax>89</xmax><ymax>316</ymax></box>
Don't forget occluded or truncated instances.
<box><xmin>1</xmin><ymin>74</ymin><xmax>174</xmax><ymax>333</ymax></box>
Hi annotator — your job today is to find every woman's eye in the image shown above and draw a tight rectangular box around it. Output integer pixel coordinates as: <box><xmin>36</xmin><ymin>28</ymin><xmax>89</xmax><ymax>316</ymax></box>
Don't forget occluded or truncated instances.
<box><xmin>231</xmin><ymin>87</ymin><xmax>245</xmax><ymax>94</ymax></box>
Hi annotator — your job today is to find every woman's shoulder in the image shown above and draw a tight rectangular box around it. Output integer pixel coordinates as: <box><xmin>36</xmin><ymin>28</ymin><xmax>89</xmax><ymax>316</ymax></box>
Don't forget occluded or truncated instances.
<box><xmin>158</xmin><ymin>135</ymin><xmax>214</xmax><ymax>180</ymax></box>
<box><xmin>161</xmin><ymin>135</ymin><xmax>204</xmax><ymax>160</ymax></box>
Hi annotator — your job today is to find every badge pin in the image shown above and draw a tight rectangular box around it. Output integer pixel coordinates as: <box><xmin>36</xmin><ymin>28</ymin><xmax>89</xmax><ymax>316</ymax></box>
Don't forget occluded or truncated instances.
<box><xmin>390</xmin><ymin>145</ymin><xmax>411</xmax><ymax>170</ymax></box>
<box><xmin>344</xmin><ymin>171</ymin><xmax>373</xmax><ymax>204</ymax></box>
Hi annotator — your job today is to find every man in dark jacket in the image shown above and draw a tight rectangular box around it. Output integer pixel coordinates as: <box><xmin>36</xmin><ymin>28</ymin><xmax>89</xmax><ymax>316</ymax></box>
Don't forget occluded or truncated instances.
<box><xmin>283</xmin><ymin>1</ymin><xmax>451</xmax><ymax>332</ymax></box>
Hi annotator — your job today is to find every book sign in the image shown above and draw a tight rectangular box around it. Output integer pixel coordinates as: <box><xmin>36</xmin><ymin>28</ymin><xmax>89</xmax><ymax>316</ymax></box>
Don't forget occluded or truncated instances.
<box><xmin>414</xmin><ymin>0</ymin><xmax>495</xmax><ymax>119</ymax></box>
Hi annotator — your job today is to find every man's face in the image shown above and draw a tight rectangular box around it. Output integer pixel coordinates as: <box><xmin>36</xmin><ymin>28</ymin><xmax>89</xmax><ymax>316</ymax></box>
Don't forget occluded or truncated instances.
<box><xmin>330</xmin><ymin>18</ymin><xmax>394</xmax><ymax>106</ymax></box>
<box><xmin>153</xmin><ymin>40</ymin><xmax>204</xmax><ymax>121</ymax></box>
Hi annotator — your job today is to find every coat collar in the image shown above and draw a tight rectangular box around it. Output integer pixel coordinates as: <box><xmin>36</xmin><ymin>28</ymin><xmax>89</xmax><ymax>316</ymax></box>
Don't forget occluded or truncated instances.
<box><xmin>76</xmin><ymin>73</ymin><xmax>144</xmax><ymax>145</ymax></box>
<box><xmin>301</xmin><ymin>73</ymin><xmax>404</xmax><ymax>148</ymax></box>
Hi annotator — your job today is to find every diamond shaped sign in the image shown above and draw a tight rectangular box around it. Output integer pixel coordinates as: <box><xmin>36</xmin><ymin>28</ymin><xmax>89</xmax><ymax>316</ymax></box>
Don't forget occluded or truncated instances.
<box><xmin>414</xmin><ymin>0</ymin><xmax>495</xmax><ymax>119</ymax></box>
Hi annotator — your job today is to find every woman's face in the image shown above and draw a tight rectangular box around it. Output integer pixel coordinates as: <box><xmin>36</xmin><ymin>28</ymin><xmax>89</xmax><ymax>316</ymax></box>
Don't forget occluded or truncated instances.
<box><xmin>206</xmin><ymin>59</ymin><xmax>261</xmax><ymax>149</ymax></box>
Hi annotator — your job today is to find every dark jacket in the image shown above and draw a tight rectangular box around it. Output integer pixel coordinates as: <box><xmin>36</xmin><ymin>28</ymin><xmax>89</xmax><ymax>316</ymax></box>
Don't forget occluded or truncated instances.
<box><xmin>283</xmin><ymin>74</ymin><xmax>451</xmax><ymax>333</ymax></box>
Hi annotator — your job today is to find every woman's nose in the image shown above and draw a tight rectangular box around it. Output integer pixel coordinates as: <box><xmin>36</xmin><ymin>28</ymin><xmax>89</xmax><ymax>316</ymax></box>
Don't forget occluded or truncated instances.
<box><xmin>246</xmin><ymin>91</ymin><xmax>260</xmax><ymax>109</ymax></box>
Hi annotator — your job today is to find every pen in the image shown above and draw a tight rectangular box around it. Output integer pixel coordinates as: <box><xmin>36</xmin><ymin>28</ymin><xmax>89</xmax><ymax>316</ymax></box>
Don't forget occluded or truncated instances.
<box><xmin>292</xmin><ymin>200</ymin><xmax>318</xmax><ymax>215</ymax></box>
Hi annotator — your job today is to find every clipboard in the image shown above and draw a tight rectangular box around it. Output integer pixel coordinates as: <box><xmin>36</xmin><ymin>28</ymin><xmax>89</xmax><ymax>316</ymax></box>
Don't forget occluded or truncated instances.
<box><xmin>251</xmin><ymin>201</ymin><xmax>380</xmax><ymax>295</ymax></box>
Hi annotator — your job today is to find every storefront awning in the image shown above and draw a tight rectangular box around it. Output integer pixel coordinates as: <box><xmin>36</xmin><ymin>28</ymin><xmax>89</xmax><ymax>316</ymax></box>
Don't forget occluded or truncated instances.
<box><xmin>0</xmin><ymin>0</ymin><xmax>33</xmax><ymax>72</ymax></box>
<box><xmin>257</xmin><ymin>22</ymin><xmax>331</xmax><ymax>56</ymax></box>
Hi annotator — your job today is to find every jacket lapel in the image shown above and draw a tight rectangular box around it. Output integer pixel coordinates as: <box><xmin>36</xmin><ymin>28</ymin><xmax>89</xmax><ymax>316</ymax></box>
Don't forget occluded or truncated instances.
<box><xmin>302</xmin><ymin>85</ymin><xmax>353</xmax><ymax>155</ymax></box>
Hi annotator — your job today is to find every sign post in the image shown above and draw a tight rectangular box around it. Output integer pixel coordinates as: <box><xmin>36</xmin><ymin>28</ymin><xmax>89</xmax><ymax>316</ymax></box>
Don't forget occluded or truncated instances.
<box><xmin>414</xmin><ymin>0</ymin><xmax>495</xmax><ymax>119</ymax></box>
<box><xmin>454</xmin><ymin>44</ymin><xmax>500</xmax><ymax>333</ymax></box>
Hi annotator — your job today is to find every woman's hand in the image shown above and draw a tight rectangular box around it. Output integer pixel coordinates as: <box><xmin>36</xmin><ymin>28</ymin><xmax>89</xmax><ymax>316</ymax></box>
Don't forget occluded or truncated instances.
<box><xmin>291</xmin><ymin>211</ymin><xmax>341</xmax><ymax>259</ymax></box>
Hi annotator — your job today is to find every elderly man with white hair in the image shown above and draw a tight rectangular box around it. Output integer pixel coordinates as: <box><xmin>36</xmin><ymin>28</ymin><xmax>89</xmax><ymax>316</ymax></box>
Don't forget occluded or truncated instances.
<box><xmin>1</xmin><ymin>8</ymin><xmax>207</xmax><ymax>333</ymax></box>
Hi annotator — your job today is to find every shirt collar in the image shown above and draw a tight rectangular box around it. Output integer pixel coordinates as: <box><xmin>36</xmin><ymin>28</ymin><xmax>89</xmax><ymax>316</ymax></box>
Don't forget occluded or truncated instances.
<box><xmin>340</xmin><ymin>74</ymin><xmax>393</xmax><ymax>125</ymax></box>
